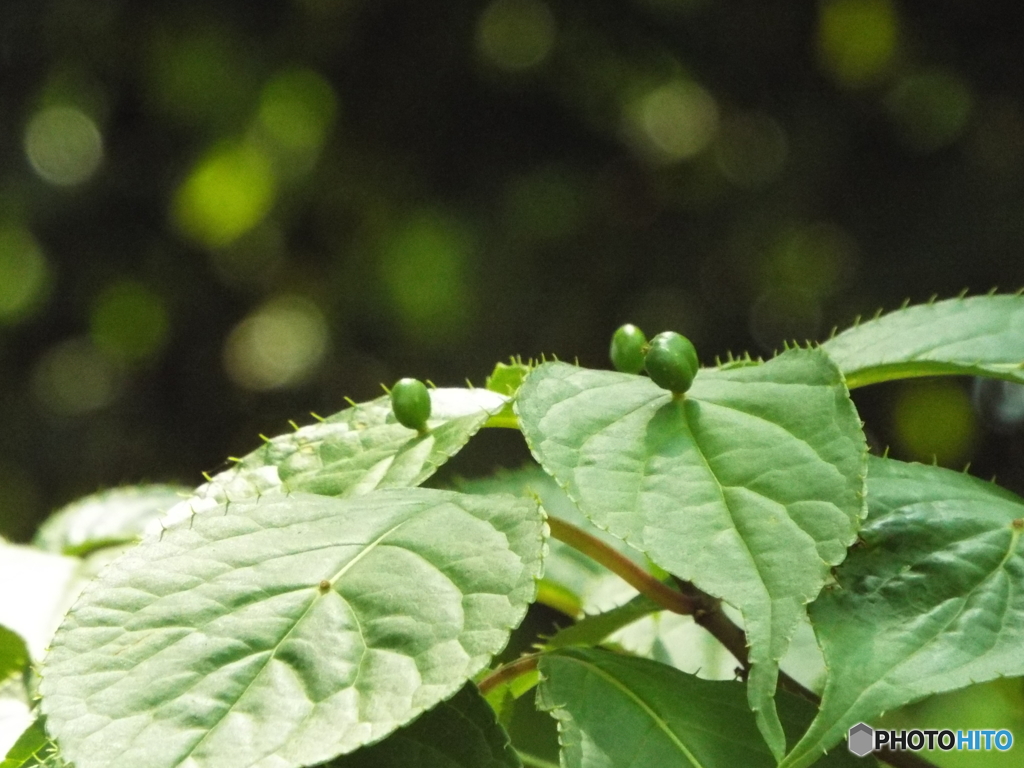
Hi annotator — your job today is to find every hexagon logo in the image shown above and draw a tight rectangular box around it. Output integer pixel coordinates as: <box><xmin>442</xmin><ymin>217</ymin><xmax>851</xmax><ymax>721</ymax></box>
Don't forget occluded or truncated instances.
<box><xmin>848</xmin><ymin>722</ymin><xmax>875</xmax><ymax>757</ymax></box>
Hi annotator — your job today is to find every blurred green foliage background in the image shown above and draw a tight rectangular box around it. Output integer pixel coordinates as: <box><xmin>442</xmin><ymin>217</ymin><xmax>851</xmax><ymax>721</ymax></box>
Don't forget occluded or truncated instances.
<box><xmin>3</xmin><ymin>0</ymin><xmax>1024</xmax><ymax>760</ymax></box>
<box><xmin>5</xmin><ymin>0</ymin><xmax>1024</xmax><ymax>536</ymax></box>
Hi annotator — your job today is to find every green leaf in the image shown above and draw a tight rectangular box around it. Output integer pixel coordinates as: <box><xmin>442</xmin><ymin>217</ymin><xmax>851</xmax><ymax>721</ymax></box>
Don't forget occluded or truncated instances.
<box><xmin>40</xmin><ymin>488</ymin><xmax>543</xmax><ymax>768</ymax></box>
<box><xmin>781</xmin><ymin>456</ymin><xmax>1024</xmax><ymax>768</ymax></box>
<box><xmin>456</xmin><ymin>465</ymin><xmax>645</xmax><ymax>617</ymax></box>
<box><xmin>542</xmin><ymin>594</ymin><xmax>661</xmax><ymax>651</ymax></box>
<box><xmin>0</xmin><ymin>628</ymin><xmax>28</xmax><ymax>686</ymax></box>
<box><xmin>149</xmin><ymin>388</ymin><xmax>508</xmax><ymax>533</ymax></box>
<box><xmin>536</xmin><ymin>648</ymin><xmax>871</xmax><ymax>768</ymax></box>
<box><xmin>484</xmin><ymin>361</ymin><xmax>534</xmax><ymax>429</ymax></box>
<box><xmin>516</xmin><ymin>352</ymin><xmax>867</xmax><ymax>758</ymax></box>
<box><xmin>821</xmin><ymin>294</ymin><xmax>1024</xmax><ymax>388</ymax></box>
<box><xmin>320</xmin><ymin>683</ymin><xmax>521</xmax><ymax>767</ymax></box>
<box><xmin>1</xmin><ymin>719</ymin><xmax>65</xmax><ymax>768</ymax></box>
<box><xmin>33</xmin><ymin>485</ymin><xmax>188</xmax><ymax>556</ymax></box>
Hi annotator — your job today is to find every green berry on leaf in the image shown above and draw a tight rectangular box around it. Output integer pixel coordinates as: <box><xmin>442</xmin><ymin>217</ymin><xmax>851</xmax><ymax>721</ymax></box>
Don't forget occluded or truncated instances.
<box><xmin>390</xmin><ymin>377</ymin><xmax>432</xmax><ymax>431</ymax></box>
<box><xmin>610</xmin><ymin>324</ymin><xmax>648</xmax><ymax>374</ymax></box>
<box><xmin>644</xmin><ymin>332</ymin><xmax>699</xmax><ymax>394</ymax></box>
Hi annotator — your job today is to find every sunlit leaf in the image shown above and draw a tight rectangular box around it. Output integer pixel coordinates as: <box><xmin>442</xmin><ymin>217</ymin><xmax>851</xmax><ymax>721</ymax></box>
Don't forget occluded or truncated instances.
<box><xmin>1</xmin><ymin>719</ymin><xmax>65</xmax><ymax>768</ymax></box>
<box><xmin>822</xmin><ymin>294</ymin><xmax>1024</xmax><ymax>388</ymax></box>
<box><xmin>33</xmin><ymin>486</ymin><xmax>187</xmax><ymax>556</ymax></box>
<box><xmin>537</xmin><ymin>648</ymin><xmax>870</xmax><ymax>768</ymax></box>
<box><xmin>456</xmin><ymin>465</ymin><xmax>644</xmax><ymax>617</ymax></box>
<box><xmin>41</xmin><ymin>488</ymin><xmax>543</xmax><ymax>768</ymax></box>
<box><xmin>781</xmin><ymin>457</ymin><xmax>1024</xmax><ymax>768</ymax></box>
<box><xmin>0</xmin><ymin>627</ymin><xmax>28</xmax><ymax>685</ymax></box>
<box><xmin>516</xmin><ymin>352</ymin><xmax>867</xmax><ymax>757</ymax></box>
<box><xmin>149</xmin><ymin>388</ymin><xmax>507</xmax><ymax>533</ymax></box>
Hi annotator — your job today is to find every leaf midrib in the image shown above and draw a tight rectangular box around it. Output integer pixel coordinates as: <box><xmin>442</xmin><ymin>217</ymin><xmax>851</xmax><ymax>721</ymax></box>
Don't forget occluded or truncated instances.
<box><xmin>557</xmin><ymin>654</ymin><xmax>705</xmax><ymax>768</ymax></box>
<box><xmin>791</xmin><ymin>519</ymin><xmax>1023</xmax><ymax>765</ymax></box>
<box><xmin>177</xmin><ymin>516</ymin><xmax>412</xmax><ymax>767</ymax></box>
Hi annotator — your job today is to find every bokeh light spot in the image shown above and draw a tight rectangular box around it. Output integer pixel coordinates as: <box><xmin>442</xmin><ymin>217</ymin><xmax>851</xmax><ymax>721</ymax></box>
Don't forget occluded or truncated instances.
<box><xmin>223</xmin><ymin>296</ymin><xmax>329</xmax><ymax>391</ymax></box>
<box><xmin>886</xmin><ymin>69</ymin><xmax>973</xmax><ymax>153</ymax></box>
<box><xmin>90</xmin><ymin>281</ymin><xmax>170</xmax><ymax>363</ymax></box>
<box><xmin>380</xmin><ymin>212</ymin><xmax>473</xmax><ymax>345</ymax></box>
<box><xmin>892</xmin><ymin>379</ymin><xmax>977</xmax><ymax>466</ymax></box>
<box><xmin>768</xmin><ymin>223</ymin><xmax>858</xmax><ymax>299</ymax></box>
<box><xmin>0</xmin><ymin>227</ymin><xmax>51</xmax><ymax>324</ymax></box>
<box><xmin>173</xmin><ymin>142</ymin><xmax>276</xmax><ymax>248</ymax></box>
<box><xmin>973</xmin><ymin>378</ymin><xmax>1024</xmax><ymax>433</ymax></box>
<box><xmin>627</xmin><ymin>80</ymin><xmax>719</xmax><ymax>164</ymax></box>
<box><xmin>24</xmin><ymin>106</ymin><xmax>103</xmax><ymax>186</ymax></box>
<box><xmin>817</xmin><ymin>0</ymin><xmax>899</xmax><ymax>88</ymax></box>
<box><xmin>32</xmin><ymin>338</ymin><xmax>120</xmax><ymax>417</ymax></box>
<box><xmin>477</xmin><ymin>0</ymin><xmax>556</xmax><ymax>72</ymax></box>
<box><xmin>259</xmin><ymin>67</ymin><xmax>337</xmax><ymax>154</ymax></box>
<box><xmin>715</xmin><ymin>113</ymin><xmax>787</xmax><ymax>188</ymax></box>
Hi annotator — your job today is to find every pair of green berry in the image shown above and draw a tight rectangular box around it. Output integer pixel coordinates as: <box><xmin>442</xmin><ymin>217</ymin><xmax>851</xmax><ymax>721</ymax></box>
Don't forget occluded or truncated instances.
<box><xmin>610</xmin><ymin>324</ymin><xmax>699</xmax><ymax>395</ymax></box>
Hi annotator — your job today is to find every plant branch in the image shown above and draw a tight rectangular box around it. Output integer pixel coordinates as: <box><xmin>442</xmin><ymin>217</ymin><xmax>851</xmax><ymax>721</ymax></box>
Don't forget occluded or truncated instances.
<box><xmin>671</xmin><ymin>577</ymin><xmax>751</xmax><ymax>676</ymax></box>
<box><xmin>546</xmin><ymin>519</ymin><xmax>937</xmax><ymax>768</ymax></box>
<box><xmin>546</xmin><ymin>516</ymin><xmax>696</xmax><ymax>615</ymax></box>
<box><xmin>477</xmin><ymin>653</ymin><xmax>541</xmax><ymax>697</ymax></box>
<box><xmin>669</xmin><ymin>579</ymin><xmax>938</xmax><ymax>768</ymax></box>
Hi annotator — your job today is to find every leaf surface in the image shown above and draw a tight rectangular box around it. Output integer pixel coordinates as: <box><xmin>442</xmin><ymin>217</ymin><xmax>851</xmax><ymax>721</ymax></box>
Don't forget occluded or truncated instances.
<box><xmin>33</xmin><ymin>486</ymin><xmax>187</xmax><ymax>556</ymax></box>
<box><xmin>516</xmin><ymin>352</ymin><xmax>867</xmax><ymax>757</ymax></box>
<box><xmin>536</xmin><ymin>648</ymin><xmax>869</xmax><ymax>768</ymax></box>
<box><xmin>1</xmin><ymin>719</ymin><xmax>65</xmax><ymax>768</ymax></box>
<box><xmin>148</xmin><ymin>388</ymin><xmax>507</xmax><ymax>533</ymax></box>
<box><xmin>0</xmin><ymin>628</ymin><xmax>28</xmax><ymax>686</ymax></box>
<box><xmin>781</xmin><ymin>457</ymin><xmax>1024</xmax><ymax>768</ymax></box>
<box><xmin>322</xmin><ymin>683</ymin><xmax>521</xmax><ymax>767</ymax></box>
<box><xmin>456</xmin><ymin>465</ymin><xmax>644</xmax><ymax>617</ymax></box>
<box><xmin>41</xmin><ymin>488</ymin><xmax>543</xmax><ymax>768</ymax></box>
<box><xmin>821</xmin><ymin>294</ymin><xmax>1024</xmax><ymax>388</ymax></box>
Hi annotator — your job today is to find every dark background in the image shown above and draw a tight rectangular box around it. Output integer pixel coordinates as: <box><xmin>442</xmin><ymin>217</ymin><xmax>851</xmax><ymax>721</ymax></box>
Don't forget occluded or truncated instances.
<box><xmin>2</xmin><ymin>0</ymin><xmax>1024</xmax><ymax>543</ymax></box>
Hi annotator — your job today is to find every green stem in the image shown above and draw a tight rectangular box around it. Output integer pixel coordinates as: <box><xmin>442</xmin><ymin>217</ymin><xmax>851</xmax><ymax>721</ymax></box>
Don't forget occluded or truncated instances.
<box><xmin>477</xmin><ymin>653</ymin><xmax>541</xmax><ymax>697</ymax></box>
<box><xmin>517</xmin><ymin>752</ymin><xmax>560</xmax><ymax>768</ymax></box>
<box><xmin>546</xmin><ymin>516</ymin><xmax>696</xmax><ymax>616</ymax></box>
<box><xmin>543</xmin><ymin>593</ymin><xmax>661</xmax><ymax>650</ymax></box>
<box><xmin>545</xmin><ymin>522</ymin><xmax>936</xmax><ymax>768</ymax></box>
